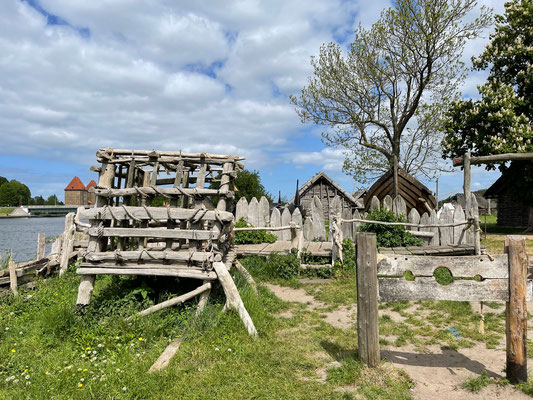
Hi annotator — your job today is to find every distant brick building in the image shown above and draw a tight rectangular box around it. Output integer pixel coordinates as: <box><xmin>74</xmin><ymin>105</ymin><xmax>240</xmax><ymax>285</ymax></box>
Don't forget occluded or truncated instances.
<box><xmin>65</xmin><ymin>176</ymin><xmax>88</xmax><ymax>205</ymax></box>
<box><xmin>86</xmin><ymin>179</ymin><xmax>97</xmax><ymax>205</ymax></box>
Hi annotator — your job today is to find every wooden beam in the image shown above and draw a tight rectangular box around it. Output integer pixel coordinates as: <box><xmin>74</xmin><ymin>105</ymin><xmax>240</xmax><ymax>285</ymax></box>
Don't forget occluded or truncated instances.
<box><xmin>137</xmin><ymin>283</ymin><xmax>212</xmax><ymax>317</ymax></box>
<box><xmin>8</xmin><ymin>259</ymin><xmax>18</xmax><ymax>296</ymax></box>
<box><xmin>506</xmin><ymin>235</ymin><xmax>528</xmax><ymax>383</ymax></box>
<box><xmin>37</xmin><ymin>233</ymin><xmax>46</xmax><ymax>260</ymax></box>
<box><xmin>94</xmin><ymin>187</ymin><xmax>231</xmax><ymax>198</ymax></box>
<box><xmin>88</xmin><ymin>227</ymin><xmax>214</xmax><ymax>241</ymax></box>
<box><xmin>77</xmin><ymin>266</ymin><xmax>217</xmax><ymax>280</ymax></box>
<box><xmin>356</xmin><ymin>233</ymin><xmax>380</xmax><ymax>367</ymax></box>
<box><xmin>453</xmin><ymin>152</ymin><xmax>533</xmax><ymax>166</ymax></box>
<box><xmin>149</xmin><ymin>339</ymin><xmax>182</xmax><ymax>372</ymax></box>
<box><xmin>78</xmin><ymin>206</ymin><xmax>234</xmax><ymax>222</ymax></box>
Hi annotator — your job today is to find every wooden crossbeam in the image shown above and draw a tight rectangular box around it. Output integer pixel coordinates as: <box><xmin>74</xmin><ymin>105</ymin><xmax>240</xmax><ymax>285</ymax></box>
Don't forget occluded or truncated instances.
<box><xmin>88</xmin><ymin>227</ymin><xmax>214</xmax><ymax>240</ymax></box>
<box><xmin>453</xmin><ymin>152</ymin><xmax>533</xmax><ymax>166</ymax></box>
<box><xmin>78</xmin><ymin>206</ymin><xmax>233</xmax><ymax>222</ymax></box>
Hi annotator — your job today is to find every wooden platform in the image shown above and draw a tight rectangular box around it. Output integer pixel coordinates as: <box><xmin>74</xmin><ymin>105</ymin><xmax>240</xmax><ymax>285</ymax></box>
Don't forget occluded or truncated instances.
<box><xmin>378</xmin><ymin>244</ymin><xmax>484</xmax><ymax>256</ymax></box>
<box><xmin>235</xmin><ymin>241</ymin><xmax>332</xmax><ymax>257</ymax></box>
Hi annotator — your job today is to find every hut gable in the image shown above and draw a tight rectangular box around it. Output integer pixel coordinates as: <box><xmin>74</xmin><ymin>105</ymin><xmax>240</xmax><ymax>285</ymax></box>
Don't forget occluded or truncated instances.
<box><xmin>291</xmin><ymin>172</ymin><xmax>359</xmax><ymax>219</ymax></box>
<box><xmin>484</xmin><ymin>175</ymin><xmax>530</xmax><ymax>227</ymax></box>
<box><xmin>364</xmin><ymin>168</ymin><xmax>436</xmax><ymax>216</ymax></box>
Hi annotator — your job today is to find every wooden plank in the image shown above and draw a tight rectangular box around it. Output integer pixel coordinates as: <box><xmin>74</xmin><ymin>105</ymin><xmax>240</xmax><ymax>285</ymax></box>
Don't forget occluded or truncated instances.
<box><xmin>407</xmin><ymin>208</ymin><xmax>420</xmax><ymax>232</ymax></box>
<box><xmin>281</xmin><ymin>208</ymin><xmax>291</xmax><ymax>241</ymax></box>
<box><xmin>303</xmin><ymin>217</ymin><xmax>313</xmax><ymax>241</ymax></box>
<box><xmin>392</xmin><ymin>196</ymin><xmax>406</xmax><ymax>217</ymax></box>
<box><xmin>8</xmin><ymin>259</ymin><xmax>18</xmax><ymax>296</ymax></box>
<box><xmin>341</xmin><ymin>207</ymin><xmax>353</xmax><ymax>241</ymax></box>
<box><xmin>139</xmin><ymin>283</ymin><xmax>211</xmax><ymax>317</ymax></box>
<box><xmin>378</xmin><ymin>277</ymin><xmax>533</xmax><ymax>302</ymax></box>
<box><xmin>377</xmin><ymin>254</ymin><xmax>508</xmax><ymax>278</ymax></box>
<box><xmin>356</xmin><ymin>233</ymin><xmax>380</xmax><ymax>367</ymax></box>
<box><xmin>37</xmin><ymin>233</ymin><xmax>46</xmax><ymax>260</ymax></box>
<box><xmin>311</xmin><ymin>196</ymin><xmax>326</xmax><ymax>241</ymax></box>
<box><xmin>453</xmin><ymin>152</ymin><xmax>533</xmax><ymax>166</ymax></box>
<box><xmin>270</xmin><ymin>207</ymin><xmax>282</xmax><ymax>240</ymax></box>
<box><xmin>506</xmin><ymin>235</ymin><xmax>528</xmax><ymax>383</ymax></box>
<box><xmin>453</xmin><ymin>204</ymin><xmax>466</xmax><ymax>244</ymax></box>
<box><xmin>291</xmin><ymin>208</ymin><xmax>303</xmax><ymax>235</ymax></box>
<box><xmin>247</xmin><ymin>197</ymin><xmax>259</xmax><ymax>227</ymax></box>
<box><xmin>259</xmin><ymin>196</ymin><xmax>270</xmax><ymax>227</ymax></box>
<box><xmin>382</xmin><ymin>195</ymin><xmax>393</xmax><ymax>211</ymax></box>
<box><xmin>352</xmin><ymin>209</ymin><xmax>361</xmax><ymax>235</ymax></box>
<box><xmin>370</xmin><ymin>196</ymin><xmax>380</xmax><ymax>212</ymax></box>
<box><xmin>429</xmin><ymin>210</ymin><xmax>439</xmax><ymax>246</ymax></box>
<box><xmin>88</xmin><ymin>227</ymin><xmax>213</xmax><ymax>240</ymax></box>
<box><xmin>79</xmin><ymin>206</ymin><xmax>233</xmax><ymax>222</ymax></box>
<box><xmin>77</xmin><ymin>266</ymin><xmax>217</xmax><ymax>280</ymax></box>
<box><xmin>235</xmin><ymin>197</ymin><xmax>248</xmax><ymax>222</ymax></box>
<box><xmin>439</xmin><ymin>208</ymin><xmax>454</xmax><ymax>246</ymax></box>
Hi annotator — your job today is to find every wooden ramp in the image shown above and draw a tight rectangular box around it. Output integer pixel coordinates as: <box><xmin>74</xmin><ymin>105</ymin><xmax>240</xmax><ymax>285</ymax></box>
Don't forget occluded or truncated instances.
<box><xmin>235</xmin><ymin>241</ymin><xmax>332</xmax><ymax>257</ymax></box>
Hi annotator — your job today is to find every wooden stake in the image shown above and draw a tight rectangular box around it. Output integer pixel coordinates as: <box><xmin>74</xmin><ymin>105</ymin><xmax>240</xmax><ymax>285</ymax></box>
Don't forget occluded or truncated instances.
<box><xmin>213</xmin><ymin>261</ymin><xmax>257</xmax><ymax>336</ymax></box>
<box><xmin>37</xmin><ymin>233</ymin><xmax>46</xmax><ymax>260</ymax></box>
<box><xmin>8</xmin><ymin>259</ymin><xmax>18</xmax><ymax>296</ymax></box>
<box><xmin>506</xmin><ymin>235</ymin><xmax>528</xmax><ymax>383</ymax></box>
<box><xmin>233</xmin><ymin>260</ymin><xmax>258</xmax><ymax>295</ymax></box>
<box><xmin>356</xmin><ymin>233</ymin><xmax>379</xmax><ymax>367</ymax></box>
<box><xmin>149</xmin><ymin>339</ymin><xmax>182</xmax><ymax>372</ymax></box>
<box><xmin>137</xmin><ymin>282</ymin><xmax>211</xmax><ymax>317</ymax></box>
<box><xmin>60</xmin><ymin>213</ymin><xmax>75</xmax><ymax>276</ymax></box>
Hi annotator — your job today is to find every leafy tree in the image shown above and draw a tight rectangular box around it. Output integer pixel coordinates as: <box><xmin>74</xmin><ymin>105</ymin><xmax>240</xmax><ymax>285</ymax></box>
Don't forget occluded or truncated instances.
<box><xmin>291</xmin><ymin>0</ymin><xmax>491</xmax><ymax>183</ymax></box>
<box><xmin>0</xmin><ymin>176</ymin><xmax>7</xmax><ymax>187</ymax></box>
<box><xmin>442</xmin><ymin>0</ymin><xmax>533</xmax><ymax>226</ymax></box>
<box><xmin>45</xmin><ymin>194</ymin><xmax>63</xmax><ymax>205</ymax></box>
<box><xmin>32</xmin><ymin>195</ymin><xmax>45</xmax><ymax>205</ymax></box>
<box><xmin>0</xmin><ymin>180</ymin><xmax>31</xmax><ymax>206</ymax></box>
<box><xmin>211</xmin><ymin>169</ymin><xmax>272</xmax><ymax>203</ymax></box>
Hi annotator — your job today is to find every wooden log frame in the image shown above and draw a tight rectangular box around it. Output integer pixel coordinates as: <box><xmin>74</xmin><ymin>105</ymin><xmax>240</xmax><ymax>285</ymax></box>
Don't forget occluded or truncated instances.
<box><xmin>74</xmin><ymin>149</ymin><xmax>258</xmax><ymax>336</ymax></box>
<box><xmin>357</xmin><ymin>234</ymin><xmax>529</xmax><ymax>383</ymax></box>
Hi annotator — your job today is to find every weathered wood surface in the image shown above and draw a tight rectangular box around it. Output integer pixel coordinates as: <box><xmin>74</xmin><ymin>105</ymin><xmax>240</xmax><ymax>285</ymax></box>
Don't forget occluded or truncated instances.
<box><xmin>235</xmin><ymin>241</ymin><xmax>332</xmax><ymax>257</ymax></box>
<box><xmin>506</xmin><ymin>236</ymin><xmax>528</xmax><ymax>383</ymax></box>
<box><xmin>81</xmin><ymin>206</ymin><xmax>234</xmax><ymax>222</ymax></box>
<box><xmin>88</xmin><ymin>227</ymin><xmax>214</xmax><ymax>240</ymax></box>
<box><xmin>378</xmin><ymin>244</ymin><xmax>480</xmax><ymax>256</ymax></box>
<box><xmin>392</xmin><ymin>196</ymin><xmax>406</xmax><ymax>216</ymax></box>
<box><xmin>138</xmin><ymin>283</ymin><xmax>211</xmax><ymax>317</ymax></box>
<box><xmin>37</xmin><ymin>233</ymin><xmax>46</xmax><ymax>260</ymax></box>
<box><xmin>382</xmin><ymin>195</ymin><xmax>393</xmax><ymax>211</ymax></box>
<box><xmin>84</xmin><ymin>250</ymin><xmax>213</xmax><ymax>264</ymax></box>
<box><xmin>259</xmin><ymin>196</ymin><xmax>270</xmax><ymax>227</ymax></box>
<box><xmin>439</xmin><ymin>208</ymin><xmax>454</xmax><ymax>246</ymax></box>
<box><xmin>270</xmin><ymin>207</ymin><xmax>282</xmax><ymax>240</ymax></box>
<box><xmin>149</xmin><ymin>338</ymin><xmax>182</xmax><ymax>372</ymax></box>
<box><xmin>356</xmin><ymin>233</ymin><xmax>380</xmax><ymax>367</ymax></box>
<box><xmin>311</xmin><ymin>196</ymin><xmax>326</xmax><ymax>241</ymax></box>
<box><xmin>97</xmin><ymin>148</ymin><xmax>244</xmax><ymax>162</ymax></box>
<box><xmin>77</xmin><ymin>265</ymin><xmax>218</xmax><ymax>280</ymax></box>
<box><xmin>60</xmin><ymin>213</ymin><xmax>76</xmax><ymax>276</ymax></box>
<box><xmin>235</xmin><ymin>197</ymin><xmax>248</xmax><ymax>222</ymax></box>
<box><xmin>291</xmin><ymin>208</ymin><xmax>303</xmax><ymax>236</ymax></box>
<box><xmin>378</xmin><ymin>277</ymin><xmax>533</xmax><ymax>302</ymax></box>
<box><xmin>247</xmin><ymin>197</ymin><xmax>259</xmax><ymax>227</ymax></box>
<box><xmin>370</xmin><ymin>196</ymin><xmax>380</xmax><ymax>212</ymax></box>
<box><xmin>429</xmin><ymin>210</ymin><xmax>439</xmax><ymax>246</ymax></box>
<box><xmin>407</xmin><ymin>209</ymin><xmax>420</xmax><ymax>232</ymax></box>
<box><xmin>377</xmin><ymin>254</ymin><xmax>508</xmax><ymax>279</ymax></box>
<box><xmin>453</xmin><ymin>205</ymin><xmax>466</xmax><ymax>244</ymax></box>
<box><xmin>233</xmin><ymin>260</ymin><xmax>258</xmax><ymax>294</ymax></box>
<box><xmin>213</xmin><ymin>261</ymin><xmax>257</xmax><ymax>336</ymax></box>
<box><xmin>8</xmin><ymin>259</ymin><xmax>18</xmax><ymax>296</ymax></box>
<box><xmin>303</xmin><ymin>217</ymin><xmax>313</xmax><ymax>241</ymax></box>
<box><xmin>341</xmin><ymin>207</ymin><xmax>353</xmax><ymax>240</ymax></box>
<box><xmin>94</xmin><ymin>187</ymin><xmax>231</xmax><ymax>198</ymax></box>
<box><xmin>352</xmin><ymin>209</ymin><xmax>361</xmax><ymax>235</ymax></box>
<box><xmin>281</xmin><ymin>208</ymin><xmax>292</xmax><ymax>241</ymax></box>
<box><xmin>453</xmin><ymin>152</ymin><xmax>533</xmax><ymax>166</ymax></box>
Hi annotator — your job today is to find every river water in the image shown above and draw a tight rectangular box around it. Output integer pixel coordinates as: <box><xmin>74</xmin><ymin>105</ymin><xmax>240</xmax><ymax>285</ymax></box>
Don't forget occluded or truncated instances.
<box><xmin>0</xmin><ymin>217</ymin><xmax>66</xmax><ymax>263</ymax></box>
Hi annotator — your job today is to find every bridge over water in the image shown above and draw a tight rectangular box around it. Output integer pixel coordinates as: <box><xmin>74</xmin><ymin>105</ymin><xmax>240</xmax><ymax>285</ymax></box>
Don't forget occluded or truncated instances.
<box><xmin>26</xmin><ymin>205</ymin><xmax>91</xmax><ymax>216</ymax></box>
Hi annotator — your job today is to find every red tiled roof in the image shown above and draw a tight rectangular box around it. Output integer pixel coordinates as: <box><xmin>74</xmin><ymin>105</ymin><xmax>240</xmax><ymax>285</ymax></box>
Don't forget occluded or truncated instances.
<box><xmin>65</xmin><ymin>176</ymin><xmax>86</xmax><ymax>191</ymax></box>
<box><xmin>86</xmin><ymin>180</ymin><xmax>97</xmax><ymax>189</ymax></box>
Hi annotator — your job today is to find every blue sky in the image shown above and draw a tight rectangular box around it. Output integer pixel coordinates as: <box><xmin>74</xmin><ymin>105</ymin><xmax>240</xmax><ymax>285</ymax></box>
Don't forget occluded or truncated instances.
<box><xmin>0</xmin><ymin>0</ymin><xmax>504</xmax><ymax>203</ymax></box>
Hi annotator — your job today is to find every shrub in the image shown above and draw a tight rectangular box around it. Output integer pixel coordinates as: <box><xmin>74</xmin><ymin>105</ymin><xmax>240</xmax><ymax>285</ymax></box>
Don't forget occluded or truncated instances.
<box><xmin>234</xmin><ymin>217</ymin><xmax>277</xmax><ymax>245</ymax></box>
<box><xmin>360</xmin><ymin>208</ymin><xmax>424</xmax><ymax>247</ymax></box>
<box><xmin>240</xmin><ymin>252</ymin><xmax>300</xmax><ymax>281</ymax></box>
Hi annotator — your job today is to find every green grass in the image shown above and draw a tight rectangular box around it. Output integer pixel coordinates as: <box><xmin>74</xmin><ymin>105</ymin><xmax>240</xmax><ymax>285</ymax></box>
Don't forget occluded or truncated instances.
<box><xmin>0</xmin><ymin>207</ymin><xmax>14</xmax><ymax>216</ymax></box>
<box><xmin>462</xmin><ymin>370</ymin><xmax>491</xmax><ymax>392</ymax></box>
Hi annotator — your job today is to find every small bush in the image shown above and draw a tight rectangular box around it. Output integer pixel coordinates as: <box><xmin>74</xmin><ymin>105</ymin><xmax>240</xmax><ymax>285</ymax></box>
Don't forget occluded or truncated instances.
<box><xmin>234</xmin><ymin>218</ymin><xmax>277</xmax><ymax>245</ymax></box>
<box><xmin>240</xmin><ymin>252</ymin><xmax>300</xmax><ymax>281</ymax></box>
<box><xmin>360</xmin><ymin>208</ymin><xmax>424</xmax><ymax>247</ymax></box>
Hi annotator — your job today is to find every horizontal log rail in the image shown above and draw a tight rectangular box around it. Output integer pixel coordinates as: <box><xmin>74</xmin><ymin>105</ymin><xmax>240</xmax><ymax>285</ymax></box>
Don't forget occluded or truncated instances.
<box><xmin>78</xmin><ymin>206</ymin><xmax>234</xmax><ymax>222</ymax></box>
<box><xmin>85</xmin><ymin>250</ymin><xmax>212</xmax><ymax>264</ymax></box>
<box><xmin>233</xmin><ymin>225</ymin><xmax>301</xmax><ymax>232</ymax></box>
<box><xmin>88</xmin><ymin>227</ymin><xmax>215</xmax><ymax>240</ymax></box>
<box><xmin>453</xmin><ymin>152</ymin><xmax>533</xmax><ymax>166</ymax></box>
<box><xmin>340</xmin><ymin>217</ymin><xmax>473</xmax><ymax>229</ymax></box>
<box><xmin>94</xmin><ymin>187</ymin><xmax>233</xmax><ymax>198</ymax></box>
<box><xmin>77</xmin><ymin>265</ymin><xmax>218</xmax><ymax>280</ymax></box>
<box><xmin>97</xmin><ymin>148</ymin><xmax>245</xmax><ymax>162</ymax></box>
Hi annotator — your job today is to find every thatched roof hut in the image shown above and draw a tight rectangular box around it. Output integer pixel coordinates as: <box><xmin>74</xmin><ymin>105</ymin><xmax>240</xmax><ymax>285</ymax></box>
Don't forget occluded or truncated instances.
<box><xmin>363</xmin><ymin>168</ymin><xmax>436</xmax><ymax>215</ymax></box>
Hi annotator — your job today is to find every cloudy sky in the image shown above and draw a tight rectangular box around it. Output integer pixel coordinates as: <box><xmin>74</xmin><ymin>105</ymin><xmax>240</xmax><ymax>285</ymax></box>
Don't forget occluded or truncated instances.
<box><xmin>0</xmin><ymin>0</ymin><xmax>506</xmax><ymax>202</ymax></box>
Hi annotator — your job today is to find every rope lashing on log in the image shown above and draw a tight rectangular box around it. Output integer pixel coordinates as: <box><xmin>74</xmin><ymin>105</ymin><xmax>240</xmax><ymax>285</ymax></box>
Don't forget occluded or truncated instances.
<box><xmin>122</xmin><ymin>204</ymin><xmax>142</xmax><ymax>222</ymax></box>
<box><xmin>150</xmin><ymin>185</ymin><xmax>172</xmax><ymax>199</ymax></box>
<box><xmin>339</xmin><ymin>217</ymin><xmax>475</xmax><ymax>229</ymax></box>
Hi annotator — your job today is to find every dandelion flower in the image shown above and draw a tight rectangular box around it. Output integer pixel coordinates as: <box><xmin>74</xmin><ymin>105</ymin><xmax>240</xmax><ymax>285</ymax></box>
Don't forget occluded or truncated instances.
<box><xmin>83</xmin><ymin>369</ymin><xmax>87</xmax><ymax>372</ymax></box>
<box><xmin>11</xmin><ymin>349</ymin><xmax>16</xmax><ymax>353</ymax></box>
<box><xmin>24</xmin><ymin>369</ymin><xmax>28</xmax><ymax>373</ymax></box>
<box><xmin>138</xmin><ymin>337</ymin><xmax>143</xmax><ymax>341</ymax></box>
<box><xmin>78</xmin><ymin>383</ymin><xmax>83</xmax><ymax>388</ymax></box>
<box><xmin>86</xmin><ymin>347</ymin><xmax>91</xmax><ymax>351</ymax></box>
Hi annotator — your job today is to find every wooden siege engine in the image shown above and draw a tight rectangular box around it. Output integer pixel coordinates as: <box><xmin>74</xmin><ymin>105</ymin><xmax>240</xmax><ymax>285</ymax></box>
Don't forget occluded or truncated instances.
<box><xmin>75</xmin><ymin>148</ymin><xmax>257</xmax><ymax>336</ymax></box>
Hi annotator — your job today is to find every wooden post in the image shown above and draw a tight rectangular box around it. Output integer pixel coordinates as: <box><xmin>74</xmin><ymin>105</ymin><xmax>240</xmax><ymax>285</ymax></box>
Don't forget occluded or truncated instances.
<box><xmin>464</xmin><ymin>152</ymin><xmax>471</xmax><ymax>222</ymax></box>
<box><xmin>8</xmin><ymin>259</ymin><xmax>18</xmax><ymax>296</ymax></box>
<box><xmin>37</xmin><ymin>233</ymin><xmax>46</xmax><ymax>260</ymax></box>
<box><xmin>59</xmin><ymin>213</ymin><xmax>75</xmax><ymax>276</ymax></box>
<box><xmin>356</xmin><ymin>233</ymin><xmax>379</xmax><ymax>367</ymax></box>
<box><xmin>506</xmin><ymin>235</ymin><xmax>528</xmax><ymax>383</ymax></box>
<box><xmin>393</xmin><ymin>155</ymin><xmax>399</xmax><ymax>199</ymax></box>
